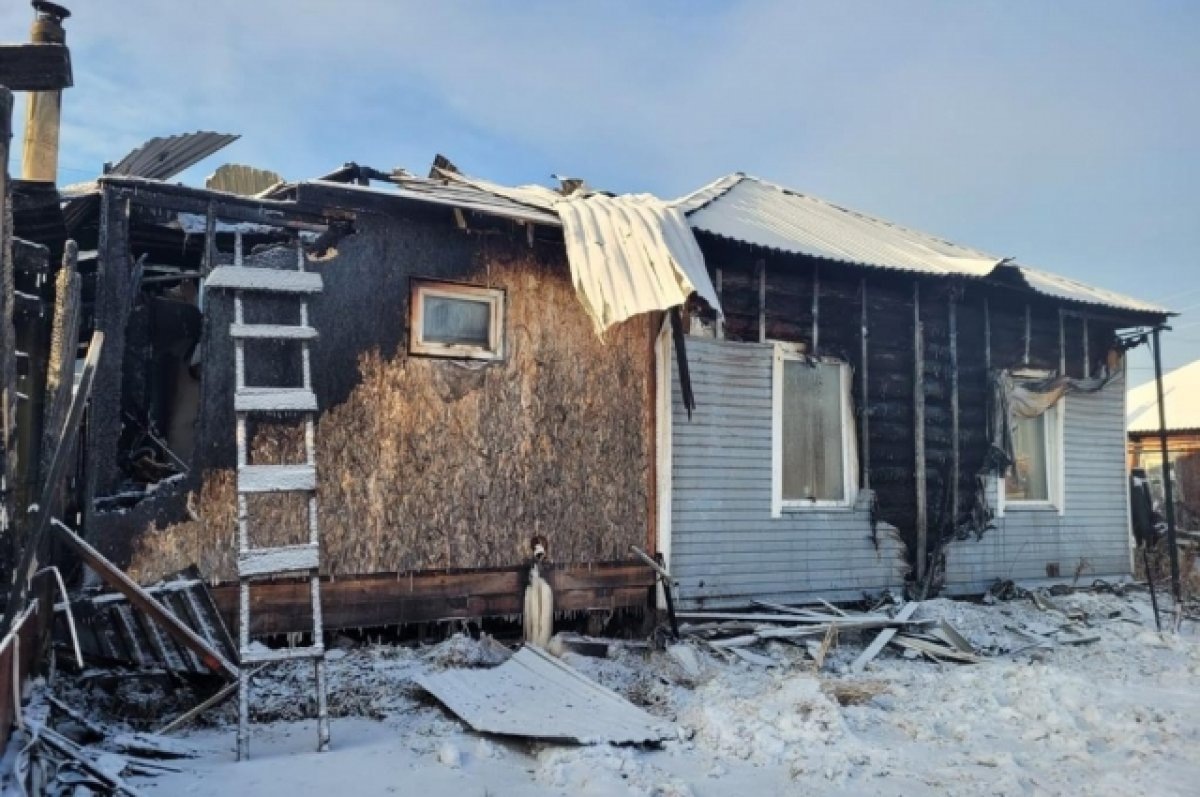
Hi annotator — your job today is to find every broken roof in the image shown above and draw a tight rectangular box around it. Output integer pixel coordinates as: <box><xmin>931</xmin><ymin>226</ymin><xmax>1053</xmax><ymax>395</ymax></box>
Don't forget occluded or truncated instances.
<box><xmin>298</xmin><ymin>169</ymin><xmax>721</xmax><ymax>332</ymax></box>
<box><xmin>676</xmin><ymin>173</ymin><xmax>1168</xmax><ymax>316</ymax></box>
<box><xmin>1127</xmin><ymin>358</ymin><xmax>1200</xmax><ymax>435</ymax></box>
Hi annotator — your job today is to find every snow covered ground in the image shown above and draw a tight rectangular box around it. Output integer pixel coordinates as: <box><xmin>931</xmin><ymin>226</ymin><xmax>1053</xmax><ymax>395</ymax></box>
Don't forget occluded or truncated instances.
<box><xmin>7</xmin><ymin>588</ymin><xmax>1200</xmax><ymax>796</ymax></box>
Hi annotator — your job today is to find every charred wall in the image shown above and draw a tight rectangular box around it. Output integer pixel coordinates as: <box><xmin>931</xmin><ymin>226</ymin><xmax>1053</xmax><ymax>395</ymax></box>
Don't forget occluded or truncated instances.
<box><xmin>104</xmin><ymin>208</ymin><xmax>654</xmax><ymax>582</ymax></box>
<box><xmin>693</xmin><ymin>231</ymin><xmax>1140</xmax><ymax>588</ymax></box>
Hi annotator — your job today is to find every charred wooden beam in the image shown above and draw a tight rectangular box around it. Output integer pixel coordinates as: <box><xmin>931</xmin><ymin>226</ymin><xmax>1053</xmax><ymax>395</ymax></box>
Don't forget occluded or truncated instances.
<box><xmin>983</xmin><ymin>297</ymin><xmax>991</xmax><ymax>374</ymax></box>
<box><xmin>812</xmin><ymin>263</ymin><xmax>820</xmax><ymax>354</ymax></box>
<box><xmin>913</xmin><ymin>281</ymin><xmax>927</xmax><ymax>585</ymax></box>
<box><xmin>210</xmin><ymin>562</ymin><xmax>657</xmax><ymax>636</ymax></box>
<box><xmin>38</xmin><ymin>240</ymin><xmax>80</xmax><ymax>489</ymax></box>
<box><xmin>949</xmin><ymin>295</ymin><xmax>960</xmax><ymax>528</ymax></box>
<box><xmin>83</xmin><ymin>191</ymin><xmax>131</xmax><ymax>502</ymax></box>
<box><xmin>1023</xmin><ymin>303</ymin><xmax>1031</xmax><ymax>365</ymax></box>
<box><xmin>757</xmin><ymin>259</ymin><xmax>766</xmax><ymax>342</ymax></box>
<box><xmin>1082</xmin><ymin>317</ymin><xmax>1091</xmax><ymax>377</ymax></box>
<box><xmin>0</xmin><ymin>332</ymin><xmax>100</xmax><ymax>639</ymax></box>
<box><xmin>1058</xmin><ymin>308</ymin><xmax>1066</xmax><ymax>374</ymax></box>
<box><xmin>12</xmin><ymin>239</ymin><xmax>51</xmax><ymax>535</ymax></box>
<box><xmin>0</xmin><ymin>44</ymin><xmax>73</xmax><ymax>92</ymax></box>
<box><xmin>860</xmin><ymin>277</ymin><xmax>870</xmax><ymax>488</ymax></box>
<box><xmin>0</xmin><ymin>88</ymin><xmax>13</xmax><ymax>574</ymax></box>
<box><xmin>670</xmin><ymin>307</ymin><xmax>695</xmax><ymax>417</ymax></box>
<box><xmin>715</xmin><ymin>267</ymin><xmax>723</xmax><ymax>338</ymax></box>
<box><xmin>104</xmin><ymin>178</ymin><xmax>332</xmax><ymax>231</ymax></box>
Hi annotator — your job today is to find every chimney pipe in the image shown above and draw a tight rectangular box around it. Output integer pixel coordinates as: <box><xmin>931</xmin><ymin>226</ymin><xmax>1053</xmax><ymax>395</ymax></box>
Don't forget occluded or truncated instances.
<box><xmin>21</xmin><ymin>1</ymin><xmax>70</xmax><ymax>183</ymax></box>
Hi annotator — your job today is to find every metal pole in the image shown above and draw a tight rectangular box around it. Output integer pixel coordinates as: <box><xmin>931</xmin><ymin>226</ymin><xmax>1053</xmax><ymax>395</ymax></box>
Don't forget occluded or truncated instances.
<box><xmin>1142</xmin><ymin>547</ymin><xmax>1162</xmax><ymax>632</ymax></box>
<box><xmin>1151</xmin><ymin>327</ymin><xmax>1181</xmax><ymax>602</ymax></box>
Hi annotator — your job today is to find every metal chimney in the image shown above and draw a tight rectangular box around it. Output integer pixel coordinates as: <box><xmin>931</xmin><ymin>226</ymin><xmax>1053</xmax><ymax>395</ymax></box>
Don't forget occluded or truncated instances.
<box><xmin>21</xmin><ymin>1</ymin><xmax>70</xmax><ymax>182</ymax></box>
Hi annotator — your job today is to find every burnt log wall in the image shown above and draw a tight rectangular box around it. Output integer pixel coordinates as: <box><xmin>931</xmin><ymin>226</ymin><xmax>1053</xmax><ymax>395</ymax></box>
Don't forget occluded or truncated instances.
<box><xmin>90</xmin><ymin>197</ymin><xmax>655</xmax><ymax>580</ymax></box>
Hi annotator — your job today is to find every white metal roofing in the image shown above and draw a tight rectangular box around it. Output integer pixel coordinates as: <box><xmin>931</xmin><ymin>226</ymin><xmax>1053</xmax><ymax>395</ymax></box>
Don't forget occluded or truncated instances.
<box><xmin>676</xmin><ymin>173</ymin><xmax>1167</xmax><ymax>315</ymax></box>
<box><xmin>435</xmin><ymin>171</ymin><xmax>721</xmax><ymax>332</ymax></box>
<box><xmin>415</xmin><ymin>645</ymin><xmax>676</xmax><ymax>745</ymax></box>
<box><xmin>1127</xmin><ymin>358</ymin><xmax>1200</xmax><ymax>434</ymax></box>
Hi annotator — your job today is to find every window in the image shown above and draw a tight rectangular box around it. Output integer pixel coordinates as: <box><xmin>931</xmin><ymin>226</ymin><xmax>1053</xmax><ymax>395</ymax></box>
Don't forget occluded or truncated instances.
<box><xmin>772</xmin><ymin>346</ymin><xmax>856</xmax><ymax>513</ymax></box>
<box><xmin>1003</xmin><ymin>401</ymin><xmax>1063</xmax><ymax>510</ymax></box>
<box><xmin>410</xmin><ymin>279</ymin><xmax>505</xmax><ymax>360</ymax></box>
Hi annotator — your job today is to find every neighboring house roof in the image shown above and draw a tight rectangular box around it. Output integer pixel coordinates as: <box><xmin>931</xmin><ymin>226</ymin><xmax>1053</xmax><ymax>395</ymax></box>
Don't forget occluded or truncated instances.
<box><xmin>675</xmin><ymin>173</ymin><xmax>1168</xmax><ymax>316</ymax></box>
<box><xmin>1128</xmin><ymin>358</ymin><xmax>1200</xmax><ymax>434</ymax></box>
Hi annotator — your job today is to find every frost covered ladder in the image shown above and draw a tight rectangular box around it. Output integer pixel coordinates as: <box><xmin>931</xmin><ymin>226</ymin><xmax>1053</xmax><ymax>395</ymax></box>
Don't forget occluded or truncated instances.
<box><xmin>205</xmin><ymin>234</ymin><xmax>330</xmax><ymax>760</ymax></box>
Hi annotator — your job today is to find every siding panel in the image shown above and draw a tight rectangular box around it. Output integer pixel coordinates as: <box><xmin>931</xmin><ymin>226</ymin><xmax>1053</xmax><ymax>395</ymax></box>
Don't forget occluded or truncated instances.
<box><xmin>671</xmin><ymin>337</ymin><xmax>906</xmax><ymax>608</ymax></box>
<box><xmin>671</xmin><ymin>337</ymin><xmax>1132</xmax><ymax>606</ymax></box>
<box><xmin>943</xmin><ymin>369</ymin><xmax>1132</xmax><ymax>593</ymax></box>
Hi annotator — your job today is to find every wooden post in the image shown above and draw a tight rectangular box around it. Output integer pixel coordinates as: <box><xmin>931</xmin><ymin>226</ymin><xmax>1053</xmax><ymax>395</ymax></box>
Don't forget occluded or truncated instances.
<box><xmin>811</xmin><ymin>263</ymin><xmax>820</xmax><ymax>355</ymax></box>
<box><xmin>1058</xmin><ymin>308</ymin><xmax>1066</xmax><ymax>374</ymax></box>
<box><xmin>1082</xmin><ymin>317</ymin><xmax>1090</xmax><ymax>378</ymax></box>
<box><xmin>949</xmin><ymin>294</ymin><xmax>960</xmax><ymax>529</ymax></box>
<box><xmin>714</xmin><ymin>267</ymin><xmax>723</xmax><ymax>339</ymax></box>
<box><xmin>1023</xmin><ymin>303</ymin><xmax>1031</xmax><ymax>365</ymax></box>
<box><xmin>983</xmin><ymin>298</ymin><xmax>991</xmax><ymax>374</ymax></box>
<box><xmin>757</xmin><ymin>259</ymin><xmax>766</xmax><ymax>343</ymax></box>
<box><xmin>860</xmin><ymin>277</ymin><xmax>870</xmax><ymax>489</ymax></box>
<box><xmin>0</xmin><ymin>87</ymin><xmax>13</xmax><ymax>573</ymax></box>
<box><xmin>39</xmin><ymin>240</ymin><xmax>80</xmax><ymax>487</ymax></box>
<box><xmin>913</xmin><ymin>282</ymin><xmax>927</xmax><ymax>585</ymax></box>
<box><xmin>1151</xmin><ymin>327</ymin><xmax>1182</xmax><ymax>601</ymax></box>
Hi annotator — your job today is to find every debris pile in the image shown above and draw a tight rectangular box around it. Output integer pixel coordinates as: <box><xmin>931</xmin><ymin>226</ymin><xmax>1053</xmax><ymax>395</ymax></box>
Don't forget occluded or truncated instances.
<box><xmin>676</xmin><ymin>599</ymin><xmax>981</xmax><ymax>670</ymax></box>
<box><xmin>5</xmin><ymin>685</ymin><xmax>198</xmax><ymax>796</ymax></box>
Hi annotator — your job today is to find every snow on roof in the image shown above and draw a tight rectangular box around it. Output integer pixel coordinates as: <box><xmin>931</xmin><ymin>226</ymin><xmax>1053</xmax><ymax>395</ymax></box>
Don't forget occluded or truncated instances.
<box><xmin>1127</xmin><ymin>358</ymin><xmax>1200</xmax><ymax>434</ymax></box>
<box><xmin>676</xmin><ymin>173</ymin><xmax>1168</xmax><ymax>316</ymax></box>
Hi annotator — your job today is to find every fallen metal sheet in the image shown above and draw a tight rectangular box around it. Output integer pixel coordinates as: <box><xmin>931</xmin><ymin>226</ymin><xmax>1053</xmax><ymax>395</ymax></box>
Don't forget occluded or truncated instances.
<box><xmin>56</xmin><ymin>568</ymin><xmax>237</xmax><ymax>676</ymax></box>
<box><xmin>109</xmin><ymin>132</ymin><xmax>240</xmax><ymax>181</ymax></box>
<box><xmin>434</xmin><ymin>169</ymin><xmax>722</xmax><ymax>332</ymax></box>
<box><xmin>416</xmin><ymin>645</ymin><xmax>675</xmax><ymax>745</ymax></box>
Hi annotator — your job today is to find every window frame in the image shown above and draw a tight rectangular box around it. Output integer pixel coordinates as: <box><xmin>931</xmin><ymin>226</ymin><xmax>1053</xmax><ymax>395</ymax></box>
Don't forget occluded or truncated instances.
<box><xmin>409</xmin><ymin>278</ymin><xmax>506</xmax><ymax>361</ymax></box>
<box><xmin>1000</xmin><ymin>395</ymin><xmax>1065</xmax><ymax>515</ymax></box>
<box><xmin>771</xmin><ymin>344</ymin><xmax>857</xmax><ymax>516</ymax></box>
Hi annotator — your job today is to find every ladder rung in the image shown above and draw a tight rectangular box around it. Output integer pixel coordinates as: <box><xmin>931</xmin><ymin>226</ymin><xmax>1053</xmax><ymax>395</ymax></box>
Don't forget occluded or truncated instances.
<box><xmin>241</xmin><ymin>643</ymin><xmax>326</xmax><ymax>666</ymax></box>
<box><xmin>235</xmin><ymin>387</ymin><xmax>317</xmax><ymax>413</ymax></box>
<box><xmin>238</xmin><ymin>464</ymin><xmax>316</xmax><ymax>493</ymax></box>
<box><xmin>230</xmin><ymin>323</ymin><xmax>318</xmax><ymax>341</ymax></box>
<box><xmin>238</xmin><ymin>543</ymin><xmax>320</xmax><ymax>578</ymax></box>
<box><xmin>206</xmin><ymin>266</ymin><xmax>322</xmax><ymax>294</ymax></box>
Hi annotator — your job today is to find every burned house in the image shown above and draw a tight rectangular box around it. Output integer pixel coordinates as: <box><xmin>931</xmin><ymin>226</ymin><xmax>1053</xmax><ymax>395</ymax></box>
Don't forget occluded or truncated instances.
<box><xmin>6</xmin><ymin>134</ymin><xmax>1174</xmax><ymax>644</ymax></box>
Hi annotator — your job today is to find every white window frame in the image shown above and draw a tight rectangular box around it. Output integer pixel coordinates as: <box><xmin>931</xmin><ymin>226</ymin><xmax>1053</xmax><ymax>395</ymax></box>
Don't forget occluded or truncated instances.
<box><xmin>771</xmin><ymin>344</ymin><xmax>857</xmax><ymax>516</ymax></box>
<box><xmin>409</xmin><ymin>279</ymin><xmax>505</xmax><ymax>361</ymax></box>
<box><xmin>1000</xmin><ymin>396</ymin><xmax>1065</xmax><ymax>515</ymax></box>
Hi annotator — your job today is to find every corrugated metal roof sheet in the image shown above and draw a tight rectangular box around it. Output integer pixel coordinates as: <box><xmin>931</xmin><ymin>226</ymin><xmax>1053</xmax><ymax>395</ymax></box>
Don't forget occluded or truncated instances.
<box><xmin>1127</xmin><ymin>358</ymin><xmax>1200</xmax><ymax>434</ymax></box>
<box><xmin>436</xmin><ymin>171</ymin><xmax>721</xmax><ymax>332</ymax></box>
<box><xmin>677</xmin><ymin>173</ymin><xmax>1167</xmax><ymax>315</ymax></box>
<box><xmin>416</xmin><ymin>645</ymin><xmax>676</xmax><ymax>744</ymax></box>
<box><xmin>109</xmin><ymin>131</ymin><xmax>240</xmax><ymax>181</ymax></box>
<box><xmin>1010</xmin><ymin>264</ymin><xmax>1167</xmax><ymax>315</ymax></box>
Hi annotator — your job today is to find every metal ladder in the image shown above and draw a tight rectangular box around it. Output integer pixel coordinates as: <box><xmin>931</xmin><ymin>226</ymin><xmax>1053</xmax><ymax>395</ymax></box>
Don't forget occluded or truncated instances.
<box><xmin>205</xmin><ymin>234</ymin><xmax>330</xmax><ymax>760</ymax></box>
